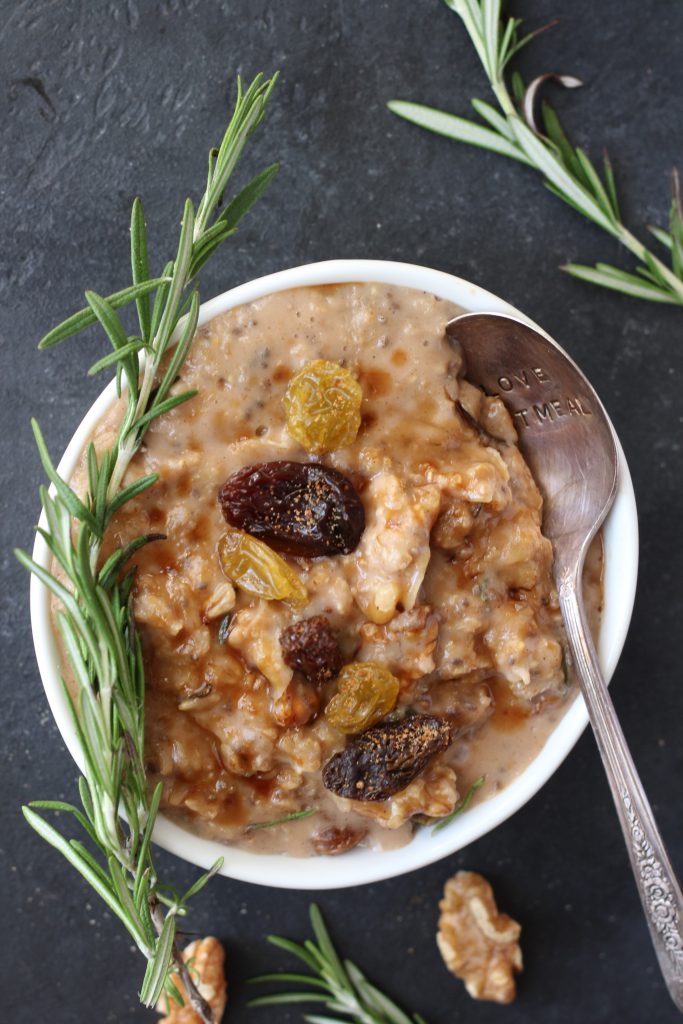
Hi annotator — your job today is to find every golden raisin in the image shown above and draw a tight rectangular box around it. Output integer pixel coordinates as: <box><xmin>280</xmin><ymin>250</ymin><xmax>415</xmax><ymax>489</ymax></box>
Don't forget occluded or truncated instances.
<box><xmin>325</xmin><ymin>661</ymin><xmax>400</xmax><ymax>735</ymax></box>
<box><xmin>217</xmin><ymin>528</ymin><xmax>307</xmax><ymax>607</ymax></box>
<box><xmin>284</xmin><ymin>359</ymin><xmax>362</xmax><ymax>454</ymax></box>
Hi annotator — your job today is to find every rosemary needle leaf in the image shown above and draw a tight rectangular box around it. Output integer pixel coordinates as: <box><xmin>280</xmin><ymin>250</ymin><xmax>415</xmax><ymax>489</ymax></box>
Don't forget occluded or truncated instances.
<box><xmin>188</xmin><ymin>225</ymin><xmax>237</xmax><ymax>279</ymax></box>
<box><xmin>266</xmin><ymin>935</ymin><xmax>322</xmax><ymax>972</ymax></box>
<box><xmin>345</xmin><ymin>961</ymin><xmax>416</xmax><ymax>1024</ymax></box>
<box><xmin>431</xmin><ymin>775</ymin><xmax>485</xmax><ymax>834</ymax></box>
<box><xmin>303</xmin><ymin>1018</ymin><xmax>363</xmax><ymax>1024</ymax></box>
<box><xmin>150</xmin><ymin>261</ymin><xmax>174</xmax><ymax>341</ymax></box>
<box><xmin>154</xmin><ymin>289</ymin><xmax>200</xmax><ymax>407</ymax></box>
<box><xmin>248</xmin><ymin>993</ymin><xmax>331</xmax><ymax>1007</ymax></box>
<box><xmin>87</xmin><ymin>340</ymin><xmax>148</xmax><ymax>377</ymax></box>
<box><xmin>179</xmin><ymin>856</ymin><xmax>225</xmax><ymax>903</ymax></box>
<box><xmin>574</xmin><ymin>148</ymin><xmax>615</xmax><ymax>221</ymax></box>
<box><xmin>245</xmin><ymin>808</ymin><xmax>318</xmax><ymax>832</ymax></box>
<box><xmin>97</xmin><ymin>532</ymin><xmax>165</xmax><ymax>589</ymax></box>
<box><xmin>69</xmin><ymin>839</ymin><xmax>116</xmax><ymax>889</ymax></box>
<box><xmin>470</xmin><ymin>96</ymin><xmax>514</xmax><ymax>141</ymax></box>
<box><xmin>139</xmin><ymin>912</ymin><xmax>177</xmax><ymax>1007</ymax></box>
<box><xmin>540</xmin><ymin>101</ymin><xmax>583</xmax><ymax>181</ymax></box>
<box><xmin>154</xmin><ymin>197</ymin><xmax>195</xmax><ymax>347</ymax></box>
<box><xmin>85</xmin><ymin>291</ymin><xmax>140</xmax><ymax>401</ymax></box>
<box><xmin>133</xmin><ymin>782</ymin><xmax>164</xmax><ymax>900</ymax></box>
<box><xmin>218</xmin><ymin>161</ymin><xmax>280</xmax><ymax>231</ymax></box>
<box><xmin>38</xmin><ymin>277</ymin><xmax>169</xmax><ymax>350</ymax></box>
<box><xmin>106</xmin><ymin>473</ymin><xmax>159</xmax><ymax>518</ymax></box>
<box><xmin>249</xmin><ymin>973</ymin><xmax>330</xmax><ymax>989</ymax></box>
<box><xmin>31</xmin><ymin>420</ymin><xmax>100</xmax><ymax>535</ymax></box>
<box><xmin>309</xmin><ymin>904</ymin><xmax>345</xmax><ymax>985</ymax></box>
<box><xmin>387</xmin><ymin>99</ymin><xmax>531</xmax><ymax>164</ymax></box>
<box><xmin>561</xmin><ymin>262</ymin><xmax>681</xmax><ymax>303</ymax></box>
<box><xmin>28</xmin><ymin>799</ymin><xmax>98</xmax><ymax>843</ymax></box>
<box><xmin>130</xmin><ymin>197</ymin><xmax>152</xmax><ymax>342</ymax></box>
<box><xmin>602</xmin><ymin>150</ymin><xmax>621</xmax><ymax>219</ymax></box>
<box><xmin>133</xmin><ymin>390</ymin><xmax>198</xmax><ymax>432</ymax></box>
<box><xmin>217</xmin><ymin>612</ymin><xmax>232</xmax><ymax>644</ymax></box>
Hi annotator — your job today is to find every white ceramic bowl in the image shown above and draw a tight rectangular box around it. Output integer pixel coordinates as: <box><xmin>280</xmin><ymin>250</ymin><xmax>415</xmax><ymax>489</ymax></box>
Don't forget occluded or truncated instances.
<box><xmin>30</xmin><ymin>259</ymin><xmax>638</xmax><ymax>889</ymax></box>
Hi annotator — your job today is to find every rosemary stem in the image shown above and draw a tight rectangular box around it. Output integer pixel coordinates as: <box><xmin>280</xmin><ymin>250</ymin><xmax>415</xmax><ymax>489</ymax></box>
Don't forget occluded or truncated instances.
<box><xmin>106</xmin><ymin>441</ymin><xmax>135</xmax><ymax>509</ymax></box>
<box><xmin>107</xmin><ymin>377</ymin><xmax>153</xmax><ymax>504</ymax></box>
<box><xmin>492</xmin><ymin>79</ymin><xmax>515</xmax><ymax>118</ymax></box>
<box><xmin>101</xmin><ymin>793</ymin><xmax>118</xmax><ymax>848</ymax></box>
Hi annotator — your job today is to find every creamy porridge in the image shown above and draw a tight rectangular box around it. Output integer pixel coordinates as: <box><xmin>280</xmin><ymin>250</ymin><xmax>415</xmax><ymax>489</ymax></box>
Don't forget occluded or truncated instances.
<box><xmin>67</xmin><ymin>283</ymin><xmax>602</xmax><ymax>856</ymax></box>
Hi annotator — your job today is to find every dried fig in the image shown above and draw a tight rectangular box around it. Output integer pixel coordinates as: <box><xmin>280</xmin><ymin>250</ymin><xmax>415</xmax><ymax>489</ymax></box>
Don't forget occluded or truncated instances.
<box><xmin>322</xmin><ymin>714</ymin><xmax>452</xmax><ymax>801</ymax></box>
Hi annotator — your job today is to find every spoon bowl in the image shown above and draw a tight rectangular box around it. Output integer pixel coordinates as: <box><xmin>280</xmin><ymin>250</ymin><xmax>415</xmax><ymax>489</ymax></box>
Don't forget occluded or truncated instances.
<box><xmin>446</xmin><ymin>312</ymin><xmax>617</xmax><ymax>561</ymax></box>
<box><xmin>447</xmin><ymin>311</ymin><xmax>683</xmax><ymax>1012</ymax></box>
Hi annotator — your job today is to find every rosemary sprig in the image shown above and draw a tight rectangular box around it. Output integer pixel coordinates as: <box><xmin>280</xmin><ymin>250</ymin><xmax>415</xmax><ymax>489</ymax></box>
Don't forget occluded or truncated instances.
<box><xmin>388</xmin><ymin>0</ymin><xmax>683</xmax><ymax>307</ymax></box>
<box><xmin>15</xmin><ymin>72</ymin><xmax>279</xmax><ymax>1022</ymax></box>
<box><xmin>249</xmin><ymin>904</ymin><xmax>429</xmax><ymax>1024</ymax></box>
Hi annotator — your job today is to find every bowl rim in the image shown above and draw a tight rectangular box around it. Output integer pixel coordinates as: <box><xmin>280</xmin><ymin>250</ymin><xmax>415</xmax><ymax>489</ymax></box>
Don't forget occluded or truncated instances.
<box><xmin>30</xmin><ymin>258</ymin><xmax>639</xmax><ymax>889</ymax></box>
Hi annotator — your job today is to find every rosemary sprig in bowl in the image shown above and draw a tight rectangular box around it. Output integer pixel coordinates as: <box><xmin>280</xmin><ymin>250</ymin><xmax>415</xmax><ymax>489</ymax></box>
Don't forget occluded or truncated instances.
<box><xmin>388</xmin><ymin>0</ymin><xmax>683</xmax><ymax>306</ymax></box>
<box><xmin>15</xmin><ymin>72</ymin><xmax>279</xmax><ymax>1023</ymax></box>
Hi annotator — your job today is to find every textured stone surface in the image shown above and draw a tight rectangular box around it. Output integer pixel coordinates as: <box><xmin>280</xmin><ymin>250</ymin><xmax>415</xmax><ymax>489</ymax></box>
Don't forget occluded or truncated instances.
<box><xmin>2</xmin><ymin>1</ymin><xmax>683</xmax><ymax>1021</ymax></box>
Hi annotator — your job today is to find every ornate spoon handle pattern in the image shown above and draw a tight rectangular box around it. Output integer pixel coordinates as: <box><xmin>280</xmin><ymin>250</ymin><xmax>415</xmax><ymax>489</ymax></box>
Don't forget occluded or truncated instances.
<box><xmin>560</xmin><ymin>572</ymin><xmax>683</xmax><ymax>1012</ymax></box>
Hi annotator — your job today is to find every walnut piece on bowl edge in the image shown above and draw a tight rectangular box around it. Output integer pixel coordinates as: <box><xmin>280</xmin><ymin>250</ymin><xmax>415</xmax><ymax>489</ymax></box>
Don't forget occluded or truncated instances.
<box><xmin>436</xmin><ymin>870</ymin><xmax>522</xmax><ymax>1004</ymax></box>
<box><xmin>156</xmin><ymin>936</ymin><xmax>227</xmax><ymax>1023</ymax></box>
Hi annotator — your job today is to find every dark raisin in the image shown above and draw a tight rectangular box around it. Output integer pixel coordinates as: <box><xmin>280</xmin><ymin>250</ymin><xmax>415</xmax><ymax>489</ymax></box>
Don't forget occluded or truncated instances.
<box><xmin>311</xmin><ymin>824</ymin><xmax>367</xmax><ymax>855</ymax></box>
<box><xmin>321</xmin><ymin>714</ymin><xmax>452</xmax><ymax>801</ymax></box>
<box><xmin>280</xmin><ymin>616</ymin><xmax>343</xmax><ymax>686</ymax></box>
<box><xmin>218</xmin><ymin>461</ymin><xmax>365</xmax><ymax>557</ymax></box>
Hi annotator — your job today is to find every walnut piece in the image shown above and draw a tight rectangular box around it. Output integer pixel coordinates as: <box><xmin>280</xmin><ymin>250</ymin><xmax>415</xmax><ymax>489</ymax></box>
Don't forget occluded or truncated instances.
<box><xmin>227</xmin><ymin>600</ymin><xmax>293</xmax><ymax>697</ymax></box>
<box><xmin>334</xmin><ymin>763</ymin><xmax>458</xmax><ymax>829</ymax></box>
<box><xmin>348</xmin><ymin>472</ymin><xmax>440</xmax><ymax>624</ymax></box>
<box><xmin>436</xmin><ymin>871</ymin><xmax>522</xmax><ymax>1004</ymax></box>
<box><xmin>203</xmin><ymin>581</ymin><xmax>236</xmax><ymax>620</ymax></box>
<box><xmin>358</xmin><ymin>605</ymin><xmax>439</xmax><ymax>681</ymax></box>
<box><xmin>417</xmin><ymin>679</ymin><xmax>494</xmax><ymax>732</ymax></box>
<box><xmin>157</xmin><ymin>936</ymin><xmax>227</xmax><ymax>1023</ymax></box>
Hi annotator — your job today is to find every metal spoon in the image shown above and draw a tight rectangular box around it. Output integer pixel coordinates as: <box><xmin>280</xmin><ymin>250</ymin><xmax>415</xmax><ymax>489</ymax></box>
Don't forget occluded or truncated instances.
<box><xmin>446</xmin><ymin>311</ymin><xmax>683</xmax><ymax>1011</ymax></box>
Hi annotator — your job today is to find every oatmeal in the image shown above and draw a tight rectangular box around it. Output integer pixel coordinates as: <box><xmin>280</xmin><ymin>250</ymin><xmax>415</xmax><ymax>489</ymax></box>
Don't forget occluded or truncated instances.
<box><xmin>67</xmin><ymin>283</ymin><xmax>602</xmax><ymax>855</ymax></box>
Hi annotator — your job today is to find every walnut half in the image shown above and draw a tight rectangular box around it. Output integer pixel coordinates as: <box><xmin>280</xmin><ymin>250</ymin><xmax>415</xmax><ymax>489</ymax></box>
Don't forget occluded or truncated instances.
<box><xmin>436</xmin><ymin>871</ymin><xmax>522</xmax><ymax>1004</ymax></box>
<box><xmin>157</xmin><ymin>936</ymin><xmax>227</xmax><ymax>1024</ymax></box>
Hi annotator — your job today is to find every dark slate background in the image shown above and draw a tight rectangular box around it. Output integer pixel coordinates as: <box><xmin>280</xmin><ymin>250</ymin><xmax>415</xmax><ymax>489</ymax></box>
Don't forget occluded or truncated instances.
<box><xmin>2</xmin><ymin>1</ymin><xmax>683</xmax><ymax>1021</ymax></box>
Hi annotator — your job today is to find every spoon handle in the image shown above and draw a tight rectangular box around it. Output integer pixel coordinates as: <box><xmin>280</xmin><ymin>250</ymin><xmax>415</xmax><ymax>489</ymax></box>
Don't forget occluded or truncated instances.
<box><xmin>559</xmin><ymin>574</ymin><xmax>683</xmax><ymax>1012</ymax></box>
